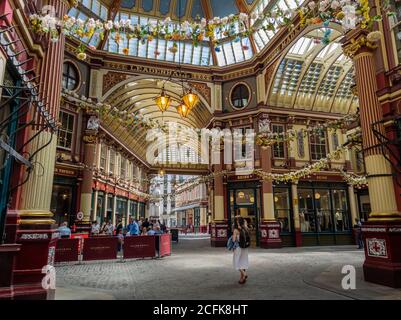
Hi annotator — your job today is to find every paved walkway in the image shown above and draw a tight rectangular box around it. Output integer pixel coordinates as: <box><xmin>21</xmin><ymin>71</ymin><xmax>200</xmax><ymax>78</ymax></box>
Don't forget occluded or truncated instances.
<box><xmin>55</xmin><ymin>239</ymin><xmax>401</xmax><ymax>300</ymax></box>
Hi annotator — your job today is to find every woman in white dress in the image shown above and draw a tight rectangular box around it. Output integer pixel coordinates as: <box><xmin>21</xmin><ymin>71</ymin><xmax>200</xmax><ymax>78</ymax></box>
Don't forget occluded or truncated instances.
<box><xmin>232</xmin><ymin>216</ymin><xmax>249</xmax><ymax>284</ymax></box>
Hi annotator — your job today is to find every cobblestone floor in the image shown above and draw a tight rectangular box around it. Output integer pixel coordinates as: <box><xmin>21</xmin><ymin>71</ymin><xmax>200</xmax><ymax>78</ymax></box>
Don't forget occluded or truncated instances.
<box><xmin>55</xmin><ymin>239</ymin><xmax>401</xmax><ymax>300</ymax></box>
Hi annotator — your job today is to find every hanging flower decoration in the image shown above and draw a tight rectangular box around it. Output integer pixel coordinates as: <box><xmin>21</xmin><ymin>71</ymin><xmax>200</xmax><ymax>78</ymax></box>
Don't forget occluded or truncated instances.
<box><xmin>61</xmin><ymin>88</ymin><xmax>168</xmax><ymax>132</ymax></box>
<box><xmin>256</xmin><ymin>114</ymin><xmax>359</xmax><ymax>148</ymax></box>
<box><xmin>122</xmin><ymin>47</ymin><xmax>129</xmax><ymax>55</ymax></box>
<box><xmin>29</xmin><ymin>1</ymin><xmax>394</xmax><ymax>57</ymax></box>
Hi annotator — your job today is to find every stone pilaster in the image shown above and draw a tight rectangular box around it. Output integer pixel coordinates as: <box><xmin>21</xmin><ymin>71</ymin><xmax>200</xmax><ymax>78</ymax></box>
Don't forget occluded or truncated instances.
<box><xmin>291</xmin><ymin>182</ymin><xmax>302</xmax><ymax>247</ymax></box>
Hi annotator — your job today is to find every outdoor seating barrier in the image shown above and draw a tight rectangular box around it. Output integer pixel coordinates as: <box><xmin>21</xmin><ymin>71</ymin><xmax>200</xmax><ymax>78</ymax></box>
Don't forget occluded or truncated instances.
<box><xmin>55</xmin><ymin>238</ymin><xmax>80</xmax><ymax>263</ymax></box>
<box><xmin>82</xmin><ymin>236</ymin><xmax>118</xmax><ymax>261</ymax></box>
<box><xmin>157</xmin><ymin>233</ymin><xmax>172</xmax><ymax>258</ymax></box>
<box><xmin>123</xmin><ymin>235</ymin><xmax>156</xmax><ymax>259</ymax></box>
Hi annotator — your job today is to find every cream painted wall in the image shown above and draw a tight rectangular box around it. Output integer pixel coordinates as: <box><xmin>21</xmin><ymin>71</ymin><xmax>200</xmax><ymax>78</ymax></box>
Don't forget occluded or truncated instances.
<box><xmin>0</xmin><ymin>53</ymin><xmax>5</xmax><ymax>99</ymax></box>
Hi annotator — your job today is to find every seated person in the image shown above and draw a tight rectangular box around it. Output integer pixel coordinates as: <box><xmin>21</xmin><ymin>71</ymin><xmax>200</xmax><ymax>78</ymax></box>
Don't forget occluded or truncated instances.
<box><xmin>147</xmin><ymin>225</ymin><xmax>162</xmax><ymax>236</ymax></box>
<box><xmin>58</xmin><ymin>222</ymin><xmax>71</xmax><ymax>238</ymax></box>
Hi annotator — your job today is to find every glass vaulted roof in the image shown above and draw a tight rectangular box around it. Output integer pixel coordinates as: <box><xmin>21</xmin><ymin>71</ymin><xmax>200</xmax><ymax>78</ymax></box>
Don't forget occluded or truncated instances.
<box><xmin>269</xmin><ymin>28</ymin><xmax>358</xmax><ymax>114</ymax></box>
<box><xmin>70</xmin><ymin>0</ymin><xmax>304</xmax><ymax>66</ymax></box>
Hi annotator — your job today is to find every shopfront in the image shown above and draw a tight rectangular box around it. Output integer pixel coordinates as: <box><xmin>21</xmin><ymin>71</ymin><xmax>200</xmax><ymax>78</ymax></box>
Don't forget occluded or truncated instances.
<box><xmin>129</xmin><ymin>200</ymin><xmax>138</xmax><ymax>220</ymax></box>
<box><xmin>116</xmin><ymin>197</ymin><xmax>128</xmax><ymax>226</ymax></box>
<box><xmin>273</xmin><ymin>184</ymin><xmax>294</xmax><ymax>246</ymax></box>
<box><xmin>106</xmin><ymin>194</ymin><xmax>113</xmax><ymax>222</ymax></box>
<box><xmin>297</xmin><ymin>182</ymin><xmax>353</xmax><ymax>246</ymax></box>
<box><xmin>96</xmin><ymin>192</ymin><xmax>105</xmax><ymax>223</ymax></box>
<box><xmin>50</xmin><ymin>176</ymin><xmax>77</xmax><ymax>226</ymax></box>
<box><xmin>227</xmin><ymin>181</ymin><xmax>261</xmax><ymax>247</ymax></box>
<box><xmin>138</xmin><ymin>202</ymin><xmax>146</xmax><ymax>218</ymax></box>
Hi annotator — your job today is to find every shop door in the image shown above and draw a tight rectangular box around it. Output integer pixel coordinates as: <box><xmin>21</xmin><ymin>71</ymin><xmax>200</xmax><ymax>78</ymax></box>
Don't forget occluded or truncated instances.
<box><xmin>228</xmin><ymin>187</ymin><xmax>260</xmax><ymax>248</ymax></box>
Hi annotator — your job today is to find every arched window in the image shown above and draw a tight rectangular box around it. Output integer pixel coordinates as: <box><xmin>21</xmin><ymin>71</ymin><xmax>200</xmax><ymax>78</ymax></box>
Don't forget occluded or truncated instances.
<box><xmin>62</xmin><ymin>62</ymin><xmax>79</xmax><ymax>90</ymax></box>
<box><xmin>230</xmin><ymin>83</ymin><xmax>250</xmax><ymax>109</ymax></box>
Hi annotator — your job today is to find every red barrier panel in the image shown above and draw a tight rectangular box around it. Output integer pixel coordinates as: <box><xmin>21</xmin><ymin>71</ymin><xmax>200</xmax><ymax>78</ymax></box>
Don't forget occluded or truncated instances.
<box><xmin>123</xmin><ymin>236</ymin><xmax>156</xmax><ymax>259</ymax></box>
<box><xmin>55</xmin><ymin>238</ymin><xmax>80</xmax><ymax>263</ymax></box>
<box><xmin>82</xmin><ymin>237</ymin><xmax>118</xmax><ymax>261</ymax></box>
<box><xmin>159</xmin><ymin>234</ymin><xmax>172</xmax><ymax>257</ymax></box>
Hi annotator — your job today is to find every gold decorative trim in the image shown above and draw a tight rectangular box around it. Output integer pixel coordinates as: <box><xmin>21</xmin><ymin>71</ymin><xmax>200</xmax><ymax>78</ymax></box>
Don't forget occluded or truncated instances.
<box><xmin>18</xmin><ymin>211</ymin><xmax>54</xmax><ymax>218</ymax></box>
<box><xmin>19</xmin><ymin>219</ymin><xmax>57</xmax><ymax>225</ymax></box>
<box><xmin>343</xmin><ymin>35</ymin><xmax>378</xmax><ymax>59</ymax></box>
<box><xmin>368</xmin><ymin>218</ymin><xmax>401</xmax><ymax>222</ymax></box>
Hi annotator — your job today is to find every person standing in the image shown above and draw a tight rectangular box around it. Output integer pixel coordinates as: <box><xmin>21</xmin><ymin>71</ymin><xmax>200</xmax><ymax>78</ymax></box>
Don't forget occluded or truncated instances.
<box><xmin>232</xmin><ymin>216</ymin><xmax>250</xmax><ymax>284</ymax></box>
<box><xmin>91</xmin><ymin>220</ymin><xmax>100</xmax><ymax>236</ymax></box>
<box><xmin>354</xmin><ymin>218</ymin><xmax>364</xmax><ymax>249</ymax></box>
<box><xmin>105</xmin><ymin>220</ymin><xmax>114</xmax><ymax>236</ymax></box>
<box><xmin>115</xmin><ymin>218</ymin><xmax>123</xmax><ymax>235</ymax></box>
<box><xmin>127</xmin><ymin>218</ymin><xmax>139</xmax><ymax>236</ymax></box>
<box><xmin>58</xmin><ymin>222</ymin><xmax>71</xmax><ymax>239</ymax></box>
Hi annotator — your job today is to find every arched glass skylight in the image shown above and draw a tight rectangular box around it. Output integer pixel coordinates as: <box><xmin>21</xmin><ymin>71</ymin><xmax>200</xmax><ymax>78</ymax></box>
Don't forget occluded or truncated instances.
<box><xmin>269</xmin><ymin>28</ymin><xmax>357</xmax><ymax>114</ymax></box>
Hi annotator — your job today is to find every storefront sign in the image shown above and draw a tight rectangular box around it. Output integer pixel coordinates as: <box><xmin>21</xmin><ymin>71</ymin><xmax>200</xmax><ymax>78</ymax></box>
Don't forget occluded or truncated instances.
<box><xmin>55</xmin><ymin>167</ymin><xmax>77</xmax><ymax>177</ymax></box>
<box><xmin>123</xmin><ymin>236</ymin><xmax>156</xmax><ymax>259</ymax></box>
<box><xmin>158</xmin><ymin>234</ymin><xmax>172</xmax><ymax>257</ymax></box>
<box><xmin>82</xmin><ymin>237</ymin><xmax>118</xmax><ymax>261</ymax></box>
<box><xmin>55</xmin><ymin>238</ymin><xmax>80</xmax><ymax>263</ymax></box>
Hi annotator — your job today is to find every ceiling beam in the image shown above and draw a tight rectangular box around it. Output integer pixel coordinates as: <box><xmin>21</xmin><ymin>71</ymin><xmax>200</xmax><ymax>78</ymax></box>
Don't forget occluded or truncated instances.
<box><xmin>97</xmin><ymin>0</ymin><xmax>122</xmax><ymax>50</ymax></box>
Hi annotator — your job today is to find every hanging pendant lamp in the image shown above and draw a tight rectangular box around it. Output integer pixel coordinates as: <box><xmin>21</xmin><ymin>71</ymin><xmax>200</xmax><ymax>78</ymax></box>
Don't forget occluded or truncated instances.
<box><xmin>176</xmin><ymin>102</ymin><xmax>191</xmax><ymax>118</ymax></box>
<box><xmin>155</xmin><ymin>88</ymin><xmax>171</xmax><ymax>113</ymax></box>
<box><xmin>182</xmin><ymin>88</ymin><xmax>199</xmax><ymax>110</ymax></box>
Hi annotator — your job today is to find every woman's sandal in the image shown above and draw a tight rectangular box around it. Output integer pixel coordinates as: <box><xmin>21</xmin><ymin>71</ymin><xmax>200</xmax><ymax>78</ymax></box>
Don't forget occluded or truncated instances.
<box><xmin>238</xmin><ymin>279</ymin><xmax>246</xmax><ymax>284</ymax></box>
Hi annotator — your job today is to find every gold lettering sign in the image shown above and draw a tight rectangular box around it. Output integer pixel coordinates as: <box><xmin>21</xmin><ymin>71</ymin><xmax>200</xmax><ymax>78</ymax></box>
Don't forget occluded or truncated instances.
<box><xmin>55</xmin><ymin>168</ymin><xmax>76</xmax><ymax>176</ymax></box>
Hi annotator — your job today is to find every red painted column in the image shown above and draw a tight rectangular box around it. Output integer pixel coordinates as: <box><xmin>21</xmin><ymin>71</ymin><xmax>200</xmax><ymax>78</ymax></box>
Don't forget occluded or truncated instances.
<box><xmin>258</xmin><ymin>114</ymin><xmax>282</xmax><ymax>248</ymax></box>
<box><xmin>210</xmin><ymin>122</ymin><xmax>228</xmax><ymax>247</ymax></box>
<box><xmin>11</xmin><ymin>0</ymin><xmax>72</xmax><ymax>299</ymax></box>
<box><xmin>344</xmin><ymin>30</ymin><xmax>401</xmax><ymax>288</ymax></box>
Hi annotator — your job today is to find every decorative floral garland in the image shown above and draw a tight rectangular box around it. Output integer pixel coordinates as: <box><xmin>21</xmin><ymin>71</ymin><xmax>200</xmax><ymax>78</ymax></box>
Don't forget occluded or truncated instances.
<box><xmin>162</xmin><ymin>143</ymin><xmax>368</xmax><ymax>199</ymax></box>
<box><xmin>256</xmin><ymin>113</ymin><xmax>359</xmax><ymax>148</ymax></box>
<box><xmin>30</xmin><ymin>0</ymin><xmax>391</xmax><ymax>60</ymax></box>
<box><xmin>61</xmin><ymin>88</ymin><xmax>168</xmax><ymax>131</ymax></box>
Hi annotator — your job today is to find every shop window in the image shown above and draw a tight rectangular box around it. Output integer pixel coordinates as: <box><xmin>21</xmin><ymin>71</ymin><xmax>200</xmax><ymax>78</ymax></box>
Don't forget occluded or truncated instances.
<box><xmin>230</xmin><ymin>83</ymin><xmax>250</xmax><ymax>109</ymax></box>
<box><xmin>274</xmin><ymin>187</ymin><xmax>291</xmax><ymax>233</ymax></box>
<box><xmin>272</xmin><ymin>124</ymin><xmax>285</xmax><ymax>158</ymax></box>
<box><xmin>314</xmin><ymin>189</ymin><xmax>333</xmax><ymax>232</ymax></box>
<box><xmin>309</xmin><ymin>130</ymin><xmax>327</xmax><ymax>160</ymax></box>
<box><xmin>298</xmin><ymin>189</ymin><xmax>316</xmax><ymax>232</ymax></box>
<box><xmin>298</xmin><ymin>185</ymin><xmax>351</xmax><ymax>234</ymax></box>
<box><xmin>62</xmin><ymin>62</ymin><xmax>79</xmax><ymax>90</ymax></box>
<box><xmin>332</xmin><ymin>189</ymin><xmax>350</xmax><ymax>232</ymax></box>
<box><xmin>57</xmin><ymin>111</ymin><xmax>74</xmax><ymax>150</ymax></box>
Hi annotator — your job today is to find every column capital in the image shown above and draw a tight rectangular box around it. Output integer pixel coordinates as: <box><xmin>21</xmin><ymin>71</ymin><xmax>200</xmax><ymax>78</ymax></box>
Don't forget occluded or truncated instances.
<box><xmin>342</xmin><ymin>29</ymin><xmax>379</xmax><ymax>59</ymax></box>
<box><xmin>83</xmin><ymin>129</ymin><xmax>98</xmax><ymax>144</ymax></box>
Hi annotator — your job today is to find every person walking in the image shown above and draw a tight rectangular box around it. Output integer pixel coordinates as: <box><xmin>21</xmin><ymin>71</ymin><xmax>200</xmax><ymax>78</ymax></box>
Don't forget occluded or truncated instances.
<box><xmin>232</xmin><ymin>216</ymin><xmax>250</xmax><ymax>284</ymax></box>
<box><xmin>354</xmin><ymin>218</ymin><xmax>364</xmax><ymax>249</ymax></box>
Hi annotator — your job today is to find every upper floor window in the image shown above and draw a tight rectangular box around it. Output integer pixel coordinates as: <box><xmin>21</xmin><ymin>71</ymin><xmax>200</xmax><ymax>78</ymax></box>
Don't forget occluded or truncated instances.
<box><xmin>100</xmin><ymin>144</ymin><xmax>107</xmax><ymax>170</ymax></box>
<box><xmin>389</xmin><ymin>1</ymin><xmax>401</xmax><ymax>63</ymax></box>
<box><xmin>121</xmin><ymin>157</ymin><xmax>126</xmax><ymax>179</ymax></box>
<box><xmin>57</xmin><ymin>111</ymin><xmax>74</xmax><ymax>150</ymax></box>
<box><xmin>332</xmin><ymin>132</ymin><xmax>339</xmax><ymax>151</ymax></box>
<box><xmin>272</xmin><ymin>124</ymin><xmax>285</xmax><ymax>159</ymax></box>
<box><xmin>109</xmin><ymin>149</ymin><xmax>115</xmax><ymax>173</ymax></box>
<box><xmin>310</xmin><ymin>131</ymin><xmax>327</xmax><ymax>161</ymax></box>
<box><xmin>230</xmin><ymin>83</ymin><xmax>250</xmax><ymax>109</ymax></box>
<box><xmin>62</xmin><ymin>62</ymin><xmax>79</xmax><ymax>90</ymax></box>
